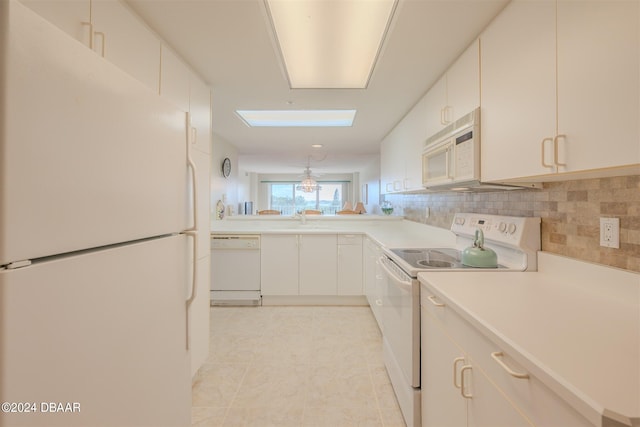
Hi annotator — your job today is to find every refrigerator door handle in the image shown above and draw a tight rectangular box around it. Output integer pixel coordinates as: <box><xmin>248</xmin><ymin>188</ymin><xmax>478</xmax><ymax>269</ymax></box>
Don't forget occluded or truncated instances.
<box><xmin>183</xmin><ymin>112</ymin><xmax>199</xmax><ymax>350</ymax></box>
<box><xmin>183</xmin><ymin>229</ymin><xmax>197</xmax><ymax>350</ymax></box>
<box><xmin>186</xmin><ymin>112</ymin><xmax>198</xmax><ymax>232</ymax></box>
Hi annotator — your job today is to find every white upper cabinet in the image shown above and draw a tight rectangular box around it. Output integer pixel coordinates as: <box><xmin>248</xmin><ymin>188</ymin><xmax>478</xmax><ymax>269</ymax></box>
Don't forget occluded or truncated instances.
<box><xmin>555</xmin><ymin>0</ymin><xmax>639</xmax><ymax>173</ymax></box>
<box><xmin>91</xmin><ymin>0</ymin><xmax>161</xmax><ymax>93</ymax></box>
<box><xmin>20</xmin><ymin>0</ymin><xmax>91</xmax><ymax>45</ymax></box>
<box><xmin>425</xmin><ymin>39</ymin><xmax>480</xmax><ymax>139</ymax></box>
<box><xmin>480</xmin><ymin>0</ymin><xmax>557</xmax><ymax>182</ymax></box>
<box><xmin>21</xmin><ymin>0</ymin><xmax>161</xmax><ymax>93</ymax></box>
<box><xmin>381</xmin><ymin>39</ymin><xmax>480</xmax><ymax>194</ymax></box>
<box><xmin>160</xmin><ymin>46</ymin><xmax>190</xmax><ymax>112</ymax></box>
<box><xmin>447</xmin><ymin>39</ymin><xmax>480</xmax><ymax>125</ymax></box>
<box><xmin>481</xmin><ymin>0</ymin><xmax>640</xmax><ymax>182</ymax></box>
<box><xmin>160</xmin><ymin>46</ymin><xmax>212</xmax><ymax>155</ymax></box>
<box><xmin>381</xmin><ymin>95</ymin><xmax>428</xmax><ymax>194</ymax></box>
<box><xmin>424</xmin><ymin>76</ymin><xmax>447</xmax><ymax>139</ymax></box>
<box><xmin>189</xmin><ymin>75</ymin><xmax>212</xmax><ymax>155</ymax></box>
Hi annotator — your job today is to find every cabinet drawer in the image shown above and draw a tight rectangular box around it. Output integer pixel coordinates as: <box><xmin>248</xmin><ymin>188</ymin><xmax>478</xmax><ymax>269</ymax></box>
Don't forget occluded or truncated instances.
<box><xmin>338</xmin><ymin>234</ymin><xmax>362</xmax><ymax>245</ymax></box>
<box><xmin>421</xmin><ymin>286</ymin><xmax>592</xmax><ymax>427</ymax></box>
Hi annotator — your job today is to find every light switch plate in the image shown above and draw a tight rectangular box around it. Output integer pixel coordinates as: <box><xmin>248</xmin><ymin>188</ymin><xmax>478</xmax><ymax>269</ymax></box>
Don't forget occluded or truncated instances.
<box><xmin>600</xmin><ymin>217</ymin><xmax>620</xmax><ymax>248</ymax></box>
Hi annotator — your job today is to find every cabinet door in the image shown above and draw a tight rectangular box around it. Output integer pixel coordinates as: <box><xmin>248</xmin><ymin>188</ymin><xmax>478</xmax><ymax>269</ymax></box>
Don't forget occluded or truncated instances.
<box><xmin>91</xmin><ymin>0</ymin><xmax>161</xmax><ymax>93</ymax></box>
<box><xmin>424</xmin><ymin>75</ymin><xmax>448</xmax><ymax>138</ymax></box>
<box><xmin>20</xmin><ymin>0</ymin><xmax>91</xmax><ymax>46</ymax></box>
<box><xmin>480</xmin><ymin>0</ymin><xmax>557</xmax><ymax>182</ymax></box>
<box><xmin>337</xmin><ymin>236</ymin><xmax>363</xmax><ymax>295</ymax></box>
<box><xmin>421</xmin><ymin>310</ymin><xmax>467</xmax><ymax>427</ymax></box>
<box><xmin>160</xmin><ymin>46</ymin><xmax>190</xmax><ymax>112</ymax></box>
<box><xmin>380</xmin><ymin>136</ymin><xmax>403</xmax><ymax>194</ymax></box>
<box><xmin>299</xmin><ymin>234</ymin><xmax>337</xmax><ymax>295</ymax></box>
<box><xmin>364</xmin><ymin>238</ymin><xmax>384</xmax><ymax>329</ymax></box>
<box><xmin>447</xmin><ymin>39</ymin><xmax>480</xmax><ymax>123</ymax></box>
<box><xmin>467</xmin><ymin>368</ymin><xmax>533</xmax><ymax>427</ymax></box>
<box><xmin>189</xmin><ymin>74</ymin><xmax>212</xmax><ymax>154</ymax></box>
<box><xmin>261</xmin><ymin>235</ymin><xmax>299</xmax><ymax>295</ymax></box>
<box><xmin>556</xmin><ymin>0</ymin><xmax>640</xmax><ymax>172</ymax></box>
<box><xmin>403</xmin><ymin>95</ymin><xmax>429</xmax><ymax>191</ymax></box>
<box><xmin>381</xmin><ymin>94</ymin><xmax>427</xmax><ymax>193</ymax></box>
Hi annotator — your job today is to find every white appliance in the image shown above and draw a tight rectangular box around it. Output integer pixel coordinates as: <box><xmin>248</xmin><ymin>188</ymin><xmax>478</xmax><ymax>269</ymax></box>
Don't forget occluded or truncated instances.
<box><xmin>378</xmin><ymin>213</ymin><xmax>541</xmax><ymax>427</ymax></box>
<box><xmin>422</xmin><ymin>108</ymin><xmax>534</xmax><ymax>191</ymax></box>
<box><xmin>0</xmin><ymin>2</ymin><xmax>197</xmax><ymax>425</ymax></box>
<box><xmin>210</xmin><ymin>235</ymin><xmax>261</xmax><ymax>305</ymax></box>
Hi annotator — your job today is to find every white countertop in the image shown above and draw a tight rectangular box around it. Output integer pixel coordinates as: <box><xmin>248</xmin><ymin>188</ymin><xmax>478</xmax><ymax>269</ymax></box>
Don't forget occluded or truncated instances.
<box><xmin>211</xmin><ymin>216</ymin><xmax>456</xmax><ymax>249</ymax></box>
<box><xmin>418</xmin><ymin>252</ymin><xmax>640</xmax><ymax>427</ymax></box>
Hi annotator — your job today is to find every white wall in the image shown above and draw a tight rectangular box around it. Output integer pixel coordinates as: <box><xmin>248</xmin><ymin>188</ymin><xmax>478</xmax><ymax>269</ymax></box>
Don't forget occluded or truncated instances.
<box><xmin>210</xmin><ymin>132</ymin><xmax>239</xmax><ymax>218</ymax></box>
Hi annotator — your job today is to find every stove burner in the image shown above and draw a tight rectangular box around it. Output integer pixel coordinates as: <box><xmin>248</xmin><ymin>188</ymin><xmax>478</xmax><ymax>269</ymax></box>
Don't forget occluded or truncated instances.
<box><xmin>389</xmin><ymin>247</ymin><xmax>508</xmax><ymax>270</ymax></box>
<box><xmin>417</xmin><ymin>259</ymin><xmax>457</xmax><ymax>268</ymax></box>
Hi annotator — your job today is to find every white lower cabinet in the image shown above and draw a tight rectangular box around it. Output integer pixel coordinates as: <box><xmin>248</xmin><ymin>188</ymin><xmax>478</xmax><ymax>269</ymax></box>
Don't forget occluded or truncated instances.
<box><xmin>299</xmin><ymin>234</ymin><xmax>337</xmax><ymax>295</ymax></box>
<box><xmin>363</xmin><ymin>237</ymin><xmax>384</xmax><ymax>329</ymax></box>
<box><xmin>261</xmin><ymin>234</ymin><xmax>299</xmax><ymax>295</ymax></box>
<box><xmin>421</xmin><ymin>285</ymin><xmax>593</xmax><ymax>427</ymax></box>
<box><xmin>421</xmin><ymin>308</ymin><xmax>468</xmax><ymax>427</ymax></box>
<box><xmin>421</xmin><ymin>301</ymin><xmax>532</xmax><ymax>427</ymax></box>
<box><xmin>337</xmin><ymin>234</ymin><xmax>363</xmax><ymax>295</ymax></box>
<box><xmin>261</xmin><ymin>233</ymin><xmax>364</xmax><ymax>297</ymax></box>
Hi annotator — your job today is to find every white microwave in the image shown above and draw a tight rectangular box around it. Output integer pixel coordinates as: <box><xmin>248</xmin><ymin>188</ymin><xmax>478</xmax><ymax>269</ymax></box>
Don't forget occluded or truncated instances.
<box><xmin>422</xmin><ymin>108</ymin><xmax>480</xmax><ymax>189</ymax></box>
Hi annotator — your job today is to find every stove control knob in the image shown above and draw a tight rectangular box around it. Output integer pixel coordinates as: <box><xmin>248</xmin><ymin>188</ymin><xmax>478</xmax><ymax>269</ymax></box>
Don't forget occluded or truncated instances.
<box><xmin>508</xmin><ymin>223</ymin><xmax>517</xmax><ymax>234</ymax></box>
<box><xmin>498</xmin><ymin>222</ymin><xmax>507</xmax><ymax>233</ymax></box>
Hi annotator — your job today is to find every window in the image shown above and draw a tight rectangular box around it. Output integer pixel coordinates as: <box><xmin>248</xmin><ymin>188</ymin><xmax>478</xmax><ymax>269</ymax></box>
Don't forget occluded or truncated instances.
<box><xmin>266</xmin><ymin>182</ymin><xmax>350</xmax><ymax>215</ymax></box>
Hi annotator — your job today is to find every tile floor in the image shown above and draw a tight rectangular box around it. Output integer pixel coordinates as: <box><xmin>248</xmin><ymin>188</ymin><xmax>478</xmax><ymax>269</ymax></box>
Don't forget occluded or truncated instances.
<box><xmin>191</xmin><ymin>305</ymin><xmax>407</xmax><ymax>427</ymax></box>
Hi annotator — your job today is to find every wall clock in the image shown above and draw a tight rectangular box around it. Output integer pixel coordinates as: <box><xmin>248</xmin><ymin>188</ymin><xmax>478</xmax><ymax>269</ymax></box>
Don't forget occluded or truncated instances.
<box><xmin>222</xmin><ymin>157</ymin><xmax>231</xmax><ymax>178</ymax></box>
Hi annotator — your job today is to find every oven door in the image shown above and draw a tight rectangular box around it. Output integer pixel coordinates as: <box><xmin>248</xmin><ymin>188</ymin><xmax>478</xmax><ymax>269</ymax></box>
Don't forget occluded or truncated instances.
<box><xmin>422</xmin><ymin>138</ymin><xmax>454</xmax><ymax>187</ymax></box>
<box><xmin>379</xmin><ymin>256</ymin><xmax>420</xmax><ymax>388</ymax></box>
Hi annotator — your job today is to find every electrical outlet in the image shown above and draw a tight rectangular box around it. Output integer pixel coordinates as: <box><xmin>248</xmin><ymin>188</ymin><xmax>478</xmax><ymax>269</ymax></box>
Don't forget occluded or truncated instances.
<box><xmin>600</xmin><ymin>217</ymin><xmax>620</xmax><ymax>248</ymax></box>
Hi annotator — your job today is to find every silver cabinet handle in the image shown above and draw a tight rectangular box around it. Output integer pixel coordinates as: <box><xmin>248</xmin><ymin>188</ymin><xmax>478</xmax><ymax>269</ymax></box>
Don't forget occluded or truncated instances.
<box><xmin>460</xmin><ymin>365</ymin><xmax>473</xmax><ymax>398</ymax></box>
<box><xmin>427</xmin><ymin>295</ymin><xmax>445</xmax><ymax>307</ymax></box>
<box><xmin>491</xmin><ymin>352</ymin><xmax>529</xmax><ymax>379</ymax></box>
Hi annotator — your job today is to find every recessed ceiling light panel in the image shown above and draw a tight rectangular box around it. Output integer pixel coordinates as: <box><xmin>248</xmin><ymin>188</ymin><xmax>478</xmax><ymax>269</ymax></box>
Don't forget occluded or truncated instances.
<box><xmin>265</xmin><ymin>0</ymin><xmax>398</xmax><ymax>89</ymax></box>
<box><xmin>236</xmin><ymin>109</ymin><xmax>356</xmax><ymax>127</ymax></box>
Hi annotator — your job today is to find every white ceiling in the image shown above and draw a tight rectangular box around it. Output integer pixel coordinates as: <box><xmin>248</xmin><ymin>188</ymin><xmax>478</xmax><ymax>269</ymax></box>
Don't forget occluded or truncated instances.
<box><xmin>126</xmin><ymin>0</ymin><xmax>509</xmax><ymax>174</ymax></box>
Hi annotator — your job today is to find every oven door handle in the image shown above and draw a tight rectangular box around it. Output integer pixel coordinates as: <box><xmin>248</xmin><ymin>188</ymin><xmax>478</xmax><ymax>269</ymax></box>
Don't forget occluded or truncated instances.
<box><xmin>378</xmin><ymin>256</ymin><xmax>413</xmax><ymax>292</ymax></box>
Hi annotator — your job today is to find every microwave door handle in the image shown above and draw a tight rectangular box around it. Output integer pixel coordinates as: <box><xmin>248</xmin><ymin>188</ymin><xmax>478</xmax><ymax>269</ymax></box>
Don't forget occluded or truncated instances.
<box><xmin>445</xmin><ymin>146</ymin><xmax>452</xmax><ymax>179</ymax></box>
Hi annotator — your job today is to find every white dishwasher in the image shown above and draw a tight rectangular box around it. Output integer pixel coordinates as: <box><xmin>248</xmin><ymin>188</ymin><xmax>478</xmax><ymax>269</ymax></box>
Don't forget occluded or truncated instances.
<box><xmin>210</xmin><ymin>234</ymin><xmax>261</xmax><ymax>306</ymax></box>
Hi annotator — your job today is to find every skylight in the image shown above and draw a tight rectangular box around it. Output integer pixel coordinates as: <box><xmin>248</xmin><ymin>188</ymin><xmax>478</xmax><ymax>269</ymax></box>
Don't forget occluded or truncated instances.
<box><xmin>236</xmin><ymin>109</ymin><xmax>356</xmax><ymax>127</ymax></box>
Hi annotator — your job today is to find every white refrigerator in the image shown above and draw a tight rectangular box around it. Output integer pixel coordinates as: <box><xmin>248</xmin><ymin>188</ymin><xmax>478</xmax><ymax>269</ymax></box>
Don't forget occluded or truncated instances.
<box><xmin>1</xmin><ymin>2</ymin><xmax>196</xmax><ymax>426</ymax></box>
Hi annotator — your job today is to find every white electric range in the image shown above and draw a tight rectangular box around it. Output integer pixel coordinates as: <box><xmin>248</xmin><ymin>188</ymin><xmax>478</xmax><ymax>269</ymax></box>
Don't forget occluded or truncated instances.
<box><xmin>378</xmin><ymin>213</ymin><xmax>541</xmax><ymax>427</ymax></box>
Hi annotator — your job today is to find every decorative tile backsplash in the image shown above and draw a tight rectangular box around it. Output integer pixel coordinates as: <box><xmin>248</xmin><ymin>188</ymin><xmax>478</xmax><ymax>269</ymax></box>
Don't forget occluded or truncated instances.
<box><xmin>384</xmin><ymin>175</ymin><xmax>640</xmax><ymax>272</ymax></box>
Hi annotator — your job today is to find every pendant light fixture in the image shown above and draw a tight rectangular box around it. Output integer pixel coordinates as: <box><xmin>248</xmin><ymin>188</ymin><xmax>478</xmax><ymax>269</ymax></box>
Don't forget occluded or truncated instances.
<box><xmin>296</xmin><ymin>158</ymin><xmax>322</xmax><ymax>193</ymax></box>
